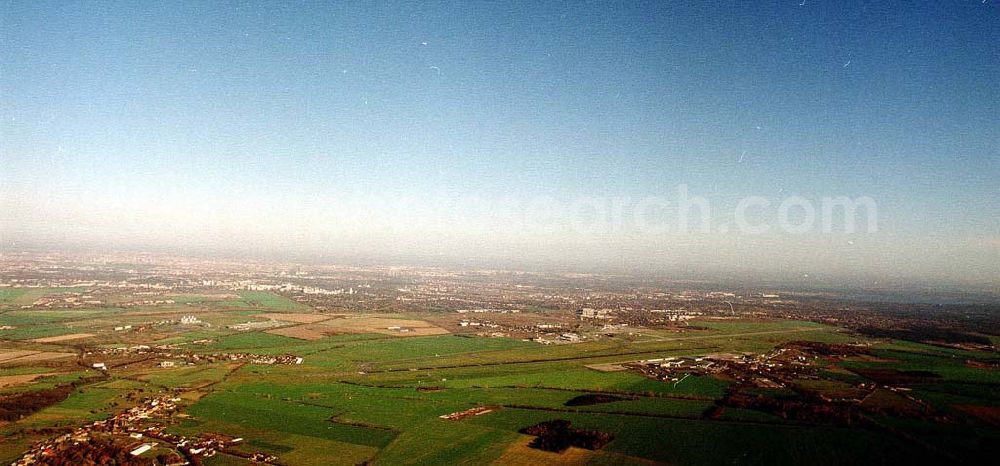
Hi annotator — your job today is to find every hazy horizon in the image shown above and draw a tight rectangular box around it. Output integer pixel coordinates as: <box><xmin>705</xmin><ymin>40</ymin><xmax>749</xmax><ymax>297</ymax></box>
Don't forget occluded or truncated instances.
<box><xmin>2</xmin><ymin>1</ymin><xmax>998</xmax><ymax>289</ymax></box>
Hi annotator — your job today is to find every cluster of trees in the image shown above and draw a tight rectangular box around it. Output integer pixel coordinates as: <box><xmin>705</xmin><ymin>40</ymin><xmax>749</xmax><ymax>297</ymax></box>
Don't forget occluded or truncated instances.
<box><xmin>855</xmin><ymin>326</ymin><xmax>993</xmax><ymax>346</ymax></box>
<box><xmin>725</xmin><ymin>392</ymin><xmax>858</xmax><ymax>426</ymax></box>
<box><xmin>154</xmin><ymin>452</ymin><xmax>185</xmax><ymax>466</ymax></box>
<box><xmin>850</xmin><ymin>368</ymin><xmax>940</xmax><ymax>385</ymax></box>
<box><xmin>0</xmin><ymin>385</ymin><xmax>74</xmax><ymax>421</ymax></box>
<box><xmin>27</xmin><ymin>437</ymin><xmax>153</xmax><ymax>466</ymax></box>
<box><xmin>564</xmin><ymin>394</ymin><xmax>626</xmax><ymax>406</ymax></box>
<box><xmin>782</xmin><ymin>340</ymin><xmax>871</xmax><ymax>357</ymax></box>
<box><xmin>520</xmin><ymin>419</ymin><xmax>613</xmax><ymax>452</ymax></box>
<box><xmin>0</xmin><ymin>376</ymin><xmax>103</xmax><ymax>421</ymax></box>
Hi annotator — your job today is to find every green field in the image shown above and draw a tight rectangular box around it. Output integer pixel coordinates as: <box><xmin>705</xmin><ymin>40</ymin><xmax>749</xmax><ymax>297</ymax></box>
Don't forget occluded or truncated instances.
<box><xmin>218</xmin><ymin>291</ymin><xmax>309</xmax><ymax>311</ymax></box>
<box><xmin>0</xmin><ymin>289</ymin><xmax>28</xmax><ymax>304</ymax></box>
<box><xmin>3</xmin><ymin>308</ymin><xmax>998</xmax><ymax>465</ymax></box>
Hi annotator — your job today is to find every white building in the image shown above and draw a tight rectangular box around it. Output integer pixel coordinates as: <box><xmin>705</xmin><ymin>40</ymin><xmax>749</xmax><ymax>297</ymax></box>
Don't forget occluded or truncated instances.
<box><xmin>130</xmin><ymin>444</ymin><xmax>153</xmax><ymax>456</ymax></box>
<box><xmin>577</xmin><ymin>308</ymin><xmax>612</xmax><ymax>319</ymax></box>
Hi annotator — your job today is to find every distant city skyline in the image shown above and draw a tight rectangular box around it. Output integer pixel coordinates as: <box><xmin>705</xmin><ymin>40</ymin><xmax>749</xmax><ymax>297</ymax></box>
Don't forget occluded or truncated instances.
<box><xmin>2</xmin><ymin>1</ymin><xmax>998</xmax><ymax>289</ymax></box>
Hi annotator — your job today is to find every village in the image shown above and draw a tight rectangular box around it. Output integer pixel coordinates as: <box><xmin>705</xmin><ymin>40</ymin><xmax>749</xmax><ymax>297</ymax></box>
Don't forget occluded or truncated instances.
<box><xmin>89</xmin><ymin>345</ymin><xmax>304</xmax><ymax>371</ymax></box>
<box><xmin>626</xmin><ymin>340</ymin><xmax>944</xmax><ymax>425</ymax></box>
<box><xmin>10</xmin><ymin>394</ymin><xmax>279</xmax><ymax>465</ymax></box>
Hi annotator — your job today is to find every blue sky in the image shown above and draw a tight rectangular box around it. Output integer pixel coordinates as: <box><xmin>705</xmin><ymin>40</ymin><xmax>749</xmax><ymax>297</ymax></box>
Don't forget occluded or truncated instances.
<box><xmin>2</xmin><ymin>1</ymin><xmax>998</xmax><ymax>287</ymax></box>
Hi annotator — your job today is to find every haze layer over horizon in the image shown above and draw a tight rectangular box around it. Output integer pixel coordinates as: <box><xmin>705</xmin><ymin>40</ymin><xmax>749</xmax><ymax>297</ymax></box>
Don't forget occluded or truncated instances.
<box><xmin>2</xmin><ymin>1</ymin><xmax>998</xmax><ymax>288</ymax></box>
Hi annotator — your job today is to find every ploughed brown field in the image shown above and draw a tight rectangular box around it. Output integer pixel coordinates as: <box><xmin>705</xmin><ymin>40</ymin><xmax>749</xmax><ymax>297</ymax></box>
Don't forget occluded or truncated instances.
<box><xmin>30</xmin><ymin>333</ymin><xmax>96</xmax><ymax>343</ymax></box>
<box><xmin>256</xmin><ymin>312</ymin><xmax>337</xmax><ymax>324</ymax></box>
<box><xmin>266</xmin><ymin>317</ymin><xmax>449</xmax><ymax>340</ymax></box>
<box><xmin>0</xmin><ymin>349</ymin><xmax>75</xmax><ymax>365</ymax></box>
<box><xmin>0</xmin><ymin>373</ymin><xmax>55</xmax><ymax>388</ymax></box>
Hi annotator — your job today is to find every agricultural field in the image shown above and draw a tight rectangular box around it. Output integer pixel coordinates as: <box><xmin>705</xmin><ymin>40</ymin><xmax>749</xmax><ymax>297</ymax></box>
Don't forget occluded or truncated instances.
<box><xmin>266</xmin><ymin>316</ymin><xmax>450</xmax><ymax>340</ymax></box>
<box><xmin>218</xmin><ymin>291</ymin><xmax>309</xmax><ymax>311</ymax></box>
<box><xmin>1</xmin><ymin>286</ymin><xmax>998</xmax><ymax>465</ymax></box>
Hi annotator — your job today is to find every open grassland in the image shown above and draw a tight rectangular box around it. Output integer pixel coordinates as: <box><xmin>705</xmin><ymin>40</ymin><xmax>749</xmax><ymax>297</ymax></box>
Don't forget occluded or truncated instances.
<box><xmin>0</xmin><ymin>289</ymin><xmax>28</xmax><ymax>304</ymax></box>
<box><xmin>0</xmin><ymin>288</ymin><xmax>88</xmax><ymax>307</ymax></box>
<box><xmin>0</xmin><ymin>371</ymin><xmax>90</xmax><ymax>396</ymax></box>
<box><xmin>247</xmin><ymin>434</ymin><xmax>378</xmax><ymax>466</ymax></box>
<box><xmin>362</xmin><ymin>320</ymin><xmax>839</xmax><ymax>373</ymax></box>
<box><xmin>0</xmin><ymin>348</ymin><xmax>75</xmax><ymax>366</ymax></box>
<box><xmin>1</xmin><ymin>308</ymin><xmax>123</xmax><ymax>325</ymax></box>
<box><xmin>185</xmin><ymin>391</ymin><xmax>398</xmax><ymax>447</ymax></box>
<box><xmin>0</xmin><ymin>373</ymin><xmax>56</xmax><ymax>388</ymax></box>
<box><xmin>267</xmin><ymin>317</ymin><xmax>450</xmax><ymax>340</ymax></box>
<box><xmin>6</xmin><ymin>384</ymin><xmax>133</xmax><ymax>431</ymax></box>
<box><xmin>0</xmin><ymin>435</ymin><xmax>41</xmax><ymax>465</ymax></box>
<box><xmin>205</xmin><ymin>319</ymin><xmax>997</xmax><ymax>464</ymax></box>
<box><xmin>197</xmin><ymin>363</ymin><xmax>948</xmax><ymax>465</ymax></box>
<box><xmin>490</xmin><ymin>435</ymin><xmax>601</xmax><ymax>466</ymax></box>
<box><xmin>0</xmin><ymin>325</ymin><xmax>88</xmax><ymax>341</ymax></box>
<box><xmin>2</xmin><ymin>312</ymin><xmax>998</xmax><ymax>465</ymax></box>
<box><xmin>371</xmin><ymin>420</ymin><xmax>516</xmax><ymax>465</ymax></box>
<box><xmin>219</xmin><ymin>291</ymin><xmax>309</xmax><ymax>311</ymax></box>
<box><xmin>193</xmin><ymin>331</ymin><xmax>391</xmax><ymax>356</ymax></box>
<box><xmin>839</xmin><ymin>346</ymin><xmax>1000</xmax><ymax>385</ymax></box>
<box><xmin>163</xmin><ymin>293</ymin><xmax>241</xmax><ymax>304</ymax></box>
<box><xmin>465</xmin><ymin>408</ymin><xmax>944</xmax><ymax>465</ymax></box>
<box><xmin>0</xmin><ymin>308</ymin><xmax>125</xmax><ymax>341</ymax></box>
<box><xmin>133</xmin><ymin>362</ymin><xmax>242</xmax><ymax>389</ymax></box>
<box><xmin>175</xmin><ymin>391</ymin><xmax>392</xmax><ymax>465</ymax></box>
<box><xmin>200</xmin><ymin>331</ymin><xmax>303</xmax><ymax>351</ymax></box>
